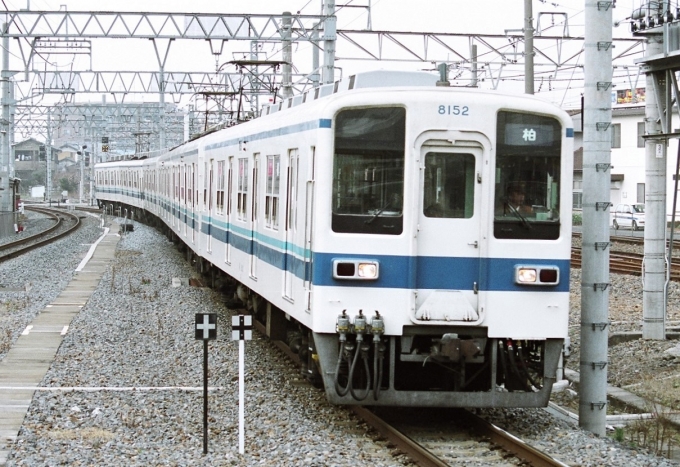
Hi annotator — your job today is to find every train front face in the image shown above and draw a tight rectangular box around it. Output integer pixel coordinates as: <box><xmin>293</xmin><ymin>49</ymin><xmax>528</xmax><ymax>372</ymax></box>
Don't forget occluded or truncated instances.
<box><xmin>312</xmin><ymin>89</ymin><xmax>573</xmax><ymax>407</ymax></box>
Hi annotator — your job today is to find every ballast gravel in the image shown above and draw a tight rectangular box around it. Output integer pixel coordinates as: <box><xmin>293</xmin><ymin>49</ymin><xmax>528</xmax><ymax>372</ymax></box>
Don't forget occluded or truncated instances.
<box><xmin>0</xmin><ymin>219</ymin><xmax>678</xmax><ymax>466</ymax></box>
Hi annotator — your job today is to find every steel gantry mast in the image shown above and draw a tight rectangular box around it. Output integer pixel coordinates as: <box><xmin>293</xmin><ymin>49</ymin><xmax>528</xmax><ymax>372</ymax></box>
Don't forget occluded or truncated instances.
<box><xmin>0</xmin><ymin>7</ymin><xmax>648</xmax><ymax>229</ymax></box>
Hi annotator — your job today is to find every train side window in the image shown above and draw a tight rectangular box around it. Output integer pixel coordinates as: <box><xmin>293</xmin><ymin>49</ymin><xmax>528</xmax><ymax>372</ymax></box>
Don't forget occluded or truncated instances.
<box><xmin>216</xmin><ymin>161</ymin><xmax>225</xmax><ymax>214</ymax></box>
<box><xmin>208</xmin><ymin>160</ymin><xmax>214</xmax><ymax>212</ymax></box>
<box><xmin>423</xmin><ymin>153</ymin><xmax>475</xmax><ymax>218</ymax></box>
<box><xmin>237</xmin><ymin>158</ymin><xmax>249</xmax><ymax>221</ymax></box>
<box><xmin>265</xmin><ymin>155</ymin><xmax>281</xmax><ymax>230</ymax></box>
<box><xmin>203</xmin><ymin>162</ymin><xmax>208</xmax><ymax>210</ymax></box>
<box><xmin>332</xmin><ymin>106</ymin><xmax>405</xmax><ymax>235</ymax></box>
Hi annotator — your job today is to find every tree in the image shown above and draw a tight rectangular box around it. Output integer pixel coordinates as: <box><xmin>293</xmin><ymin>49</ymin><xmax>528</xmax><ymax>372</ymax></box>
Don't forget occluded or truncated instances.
<box><xmin>59</xmin><ymin>177</ymin><xmax>76</xmax><ymax>194</ymax></box>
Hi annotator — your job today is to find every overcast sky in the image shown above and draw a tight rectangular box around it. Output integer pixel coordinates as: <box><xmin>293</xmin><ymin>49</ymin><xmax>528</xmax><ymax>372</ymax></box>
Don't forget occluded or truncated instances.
<box><xmin>3</xmin><ymin>0</ymin><xmax>595</xmax><ymax>34</ymax></box>
<box><xmin>0</xmin><ymin>0</ymin><xmax>645</xmax><ymax>110</ymax></box>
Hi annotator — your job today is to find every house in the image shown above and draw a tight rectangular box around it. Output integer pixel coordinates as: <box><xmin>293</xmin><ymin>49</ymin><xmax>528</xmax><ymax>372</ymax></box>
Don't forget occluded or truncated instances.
<box><xmin>570</xmin><ymin>97</ymin><xmax>680</xmax><ymax>220</ymax></box>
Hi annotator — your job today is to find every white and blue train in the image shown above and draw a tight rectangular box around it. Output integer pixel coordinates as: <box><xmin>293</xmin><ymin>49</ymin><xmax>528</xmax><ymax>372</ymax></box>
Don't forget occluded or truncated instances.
<box><xmin>95</xmin><ymin>71</ymin><xmax>573</xmax><ymax>408</ymax></box>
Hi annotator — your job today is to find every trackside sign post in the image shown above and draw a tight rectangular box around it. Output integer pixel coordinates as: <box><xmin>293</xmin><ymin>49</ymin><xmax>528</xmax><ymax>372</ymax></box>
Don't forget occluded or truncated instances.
<box><xmin>195</xmin><ymin>313</ymin><xmax>216</xmax><ymax>455</ymax></box>
<box><xmin>232</xmin><ymin>314</ymin><xmax>252</xmax><ymax>455</ymax></box>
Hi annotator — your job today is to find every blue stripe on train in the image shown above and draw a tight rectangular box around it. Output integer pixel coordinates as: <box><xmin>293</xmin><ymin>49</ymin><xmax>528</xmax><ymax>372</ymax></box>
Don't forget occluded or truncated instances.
<box><xmin>311</xmin><ymin>253</ymin><xmax>569</xmax><ymax>292</ymax></box>
<box><xmin>97</xmin><ymin>188</ymin><xmax>569</xmax><ymax>292</ymax></box>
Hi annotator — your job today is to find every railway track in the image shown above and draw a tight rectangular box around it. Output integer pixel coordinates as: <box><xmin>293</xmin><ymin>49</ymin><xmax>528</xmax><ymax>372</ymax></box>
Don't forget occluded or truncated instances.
<box><xmin>365</xmin><ymin>406</ymin><xmax>571</xmax><ymax>467</ymax></box>
<box><xmin>251</xmin><ymin>317</ymin><xmax>569</xmax><ymax>467</ymax></box>
<box><xmin>0</xmin><ymin>207</ymin><xmax>82</xmax><ymax>263</ymax></box>
<box><xmin>571</xmin><ymin>232</ymin><xmax>680</xmax><ymax>280</ymax></box>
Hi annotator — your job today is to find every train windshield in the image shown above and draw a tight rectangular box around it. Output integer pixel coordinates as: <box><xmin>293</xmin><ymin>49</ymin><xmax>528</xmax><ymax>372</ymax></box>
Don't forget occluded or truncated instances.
<box><xmin>423</xmin><ymin>153</ymin><xmax>476</xmax><ymax>218</ymax></box>
<box><xmin>494</xmin><ymin>111</ymin><xmax>562</xmax><ymax>240</ymax></box>
<box><xmin>332</xmin><ymin>106</ymin><xmax>406</xmax><ymax>235</ymax></box>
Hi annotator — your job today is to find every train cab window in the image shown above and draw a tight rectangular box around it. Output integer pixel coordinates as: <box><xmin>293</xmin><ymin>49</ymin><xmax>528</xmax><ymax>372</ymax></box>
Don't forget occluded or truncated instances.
<box><xmin>332</xmin><ymin>106</ymin><xmax>405</xmax><ymax>235</ymax></box>
<box><xmin>494</xmin><ymin>111</ymin><xmax>562</xmax><ymax>240</ymax></box>
<box><xmin>423</xmin><ymin>153</ymin><xmax>475</xmax><ymax>218</ymax></box>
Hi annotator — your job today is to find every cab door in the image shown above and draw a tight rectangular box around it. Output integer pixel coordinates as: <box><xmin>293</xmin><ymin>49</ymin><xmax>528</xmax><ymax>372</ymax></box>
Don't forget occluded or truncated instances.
<box><xmin>414</xmin><ymin>136</ymin><xmax>485</xmax><ymax>324</ymax></box>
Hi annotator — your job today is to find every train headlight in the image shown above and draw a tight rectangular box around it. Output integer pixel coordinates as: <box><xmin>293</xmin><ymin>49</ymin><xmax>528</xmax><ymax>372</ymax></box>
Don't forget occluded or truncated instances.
<box><xmin>515</xmin><ymin>265</ymin><xmax>559</xmax><ymax>286</ymax></box>
<box><xmin>358</xmin><ymin>263</ymin><xmax>378</xmax><ymax>279</ymax></box>
<box><xmin>517</xmin><ymin>268</ymin><xmax>537</xmax><ymax>283</ymax></box>
<box><xmin>333</xmin><ymin>259</ymin><xmax>379</xmax><ymax>280</ymax></box>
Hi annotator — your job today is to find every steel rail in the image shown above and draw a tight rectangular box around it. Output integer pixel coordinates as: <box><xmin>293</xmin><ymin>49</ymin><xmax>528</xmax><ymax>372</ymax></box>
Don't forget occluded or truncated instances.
<box><xmin>0</xmin><ymin>207</ymin><xmax>61</xmax><ymax>252</ymax></box>
<box><xmin>251</xmin><ymin>318</ymin><xmax>570</xmax><ymax>467</ymax></box>
<box><xmin>351</xmin><ymin>406</ymin><xmax>449</xmax><ymax>467</ymax></box>
<box><xmin>571</xmin><ymin>247</ymin><xmax>680</xmax><ymax>280</ymax></box>
<box><xmin>0</xmin><ymin>207</ymin><xmax>81</xmax><ymax>262</ymax></box>
<box><xmin>458</xmin><ymin>410</ymin><xmax>571</xmax><ymax>467</ymax></box>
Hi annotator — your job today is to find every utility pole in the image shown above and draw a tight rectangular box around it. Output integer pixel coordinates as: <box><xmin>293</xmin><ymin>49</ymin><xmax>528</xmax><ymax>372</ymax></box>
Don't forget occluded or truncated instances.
<box><xmin>524</xmin><ymin>0</ymin><xmax>534</xmax><ymax>94</ymax></box>
<box><xmin>580</xmin><ymin>0</ymin><xmax>613</xmax><ymax>437</ymax></box>
<box><xmin>470</xmin><ymin>44</ymin><xmax>478</xmax><ymax>87</ymax></box>
<box><xmin>0</xmin><ymin>23</ymin><xmax>10</xmax><ymax>229</ymax></box>
<box><xmin>281</xmin><ymin>12</ymin><xmax>293</xmax><ymax>100</ymax></box>
<box><xmin>322</xmin><ymin>0</ymin><xmax>336</xmax><ymax>84</ymax></box>
<box><xmin>79</xmin><ymin>144</ymin><xmax>86</xmax><ymax>204</ymax></box>
<box><xmin>45</xmin><ymin>111</ymin><xmax>52</xmax><ymax>203</ymax></box>
<box><xmin>642</xmin><ymin>33</ymin><xmax>666</xmax><ymax>340</ymax></box>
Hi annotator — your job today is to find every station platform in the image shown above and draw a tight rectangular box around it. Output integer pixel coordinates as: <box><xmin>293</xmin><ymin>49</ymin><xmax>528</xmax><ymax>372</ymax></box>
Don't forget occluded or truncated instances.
<box><xmin>0</xmin><ymin>219</ymin><xmax>120</xmax><ymax>465</ymax></box>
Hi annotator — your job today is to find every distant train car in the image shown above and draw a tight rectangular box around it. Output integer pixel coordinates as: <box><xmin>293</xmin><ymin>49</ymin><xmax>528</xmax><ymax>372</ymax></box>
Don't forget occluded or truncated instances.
<box><xmin>95</xmin><ymin>71</ymin><xmax>573</xmax><ymax>408</ymax></box>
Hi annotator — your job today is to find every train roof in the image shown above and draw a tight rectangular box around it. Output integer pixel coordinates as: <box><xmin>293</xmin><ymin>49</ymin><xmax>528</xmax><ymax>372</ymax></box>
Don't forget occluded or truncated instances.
<box><xmin>261</xmin><ymin>70</ymin><xmax>439</xmax><ymax>117</ymax></box>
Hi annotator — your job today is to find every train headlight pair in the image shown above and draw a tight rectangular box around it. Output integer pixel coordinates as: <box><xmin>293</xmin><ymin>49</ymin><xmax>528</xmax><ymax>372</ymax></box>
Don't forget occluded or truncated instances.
<box><xmin>333</xmin><ymin>259</ymin><xmax>379</xmax><ymax>280</ymax></box>
<box><xmin>515</xmin><ymin>265</ymin><xmax>559</xmax><ymax>286</ymax></box>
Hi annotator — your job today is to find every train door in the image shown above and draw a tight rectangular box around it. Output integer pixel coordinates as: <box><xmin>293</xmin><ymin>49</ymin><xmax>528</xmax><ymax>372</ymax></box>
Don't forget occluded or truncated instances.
<box><xmin>284</xmin><ymin>149</ymin><xmax>299</xmax><ymax>300</ymax></box>
<box><xmin>207</xmin><ymin>159</ymin><xmax>214</xmax><ymax>253</ymax></box>
<box><xmin>182</xmin><ymin>165</ymin><xmax>187</xmax><ymax>237</ymax></box>
<box><xmin>225</xmin><ymin>157</ymin><xmax>233</xmax><ymax>264</ymax></box>
<box><xmin>250</xmin><ymin>154</ymin><xmax>259</xmax><ymax>278</ymax></box>
<box><xmin>303</xmin><ymin>147</ymin><xmax>315</xmax><ymax>312</ymax></box>
<box><xmin>190</xmin><ymin>163</ymin><xmax>196</xmax><ymax>243</ymax></box>
<box><xmin>415</xmin><ymin>137</ymin><xmax>484</xmax><ymax>324</ymax></box>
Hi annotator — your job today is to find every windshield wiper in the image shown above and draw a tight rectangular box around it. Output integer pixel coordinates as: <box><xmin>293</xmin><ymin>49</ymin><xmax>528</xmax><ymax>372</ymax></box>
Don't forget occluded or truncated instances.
<box><xmin>365</xmin><ymin>202</ymin><xmax>391</xmax><ymax>224</ymax></box>
<box><xmin>504</xmin><ymin>199</ymin><xmax>532</xmax><ymax>230</ymax></box>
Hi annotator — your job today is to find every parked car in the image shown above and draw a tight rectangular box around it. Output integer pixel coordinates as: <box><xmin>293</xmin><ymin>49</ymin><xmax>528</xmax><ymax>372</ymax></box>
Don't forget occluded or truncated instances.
<box><xmin>613</xmin><ymin>203</ymin><xmax>645</xmax><ymax>230</ymax></box>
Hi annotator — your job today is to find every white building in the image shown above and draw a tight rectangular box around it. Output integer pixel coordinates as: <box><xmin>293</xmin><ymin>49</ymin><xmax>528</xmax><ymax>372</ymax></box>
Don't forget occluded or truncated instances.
<box><xmin>571</xmin><ymin>101</ymin><xmax>680</xmax><ymax>221</ymax></box>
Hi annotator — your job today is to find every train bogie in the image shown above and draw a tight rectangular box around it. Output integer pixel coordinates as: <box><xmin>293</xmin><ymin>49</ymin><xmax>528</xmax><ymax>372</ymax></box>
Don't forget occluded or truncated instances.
<box><xmin>95</xmin><ymin>70</ymin><xmax>573</xmax><ymax>408</ymax></box>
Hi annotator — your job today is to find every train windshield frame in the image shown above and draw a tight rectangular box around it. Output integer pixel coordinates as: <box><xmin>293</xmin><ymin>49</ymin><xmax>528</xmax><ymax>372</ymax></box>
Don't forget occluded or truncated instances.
<box><xmin>494</xmin><ymin>111</ymin><xmax>562</xmax><ymax>240</ymax></box>
<box><xmin>331</xmin><ymin>106</ymin><xmax>406</xmax><ymax>235</ymax></box>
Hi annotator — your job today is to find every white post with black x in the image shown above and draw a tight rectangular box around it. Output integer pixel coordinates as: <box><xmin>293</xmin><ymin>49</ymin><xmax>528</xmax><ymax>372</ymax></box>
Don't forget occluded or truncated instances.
<box><xmin>232</xmin><ymin>314</ymin><xmax>252</xmax><ymax>454</ymax></box>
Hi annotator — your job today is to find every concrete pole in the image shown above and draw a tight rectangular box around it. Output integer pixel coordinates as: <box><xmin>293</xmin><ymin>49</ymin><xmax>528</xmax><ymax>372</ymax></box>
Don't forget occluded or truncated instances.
<box><xmin>159</xmin><ymin>65</ymin><xmax>166</xmax><ymax>150</ymax></box>
<box><xmin>471</xmin><ymin>44</ymin><xmax>478</xmax><ymax>87</ymax></box>
<box><xmin>0</xmin><ymin>23</ymin><xmax>10</xmax><ymax>214</ymax></box>
<box><xmin>579</xmin><ymin>0</ymin><xmax>613</xmax><ymax>436</ymax></box>
<box><xmin>184</xmin><ymin>107</ymin><xmax>190</xmax><ymax>143</ymax></box>
<box><xmin>642</xmin><ymin>35</ymin><xmax>666</xmax><ymax>340</ymax></box>
<box><xmin>79</xmin><ymin>146</ymin><xmax>84</xmax><ymax>203</ymax></box>
<box><xmin>9</xmin><ymin>82</ymin><xmax>14</xmax><ymax>179</ymax></box>
<box><xmin>46</xmin><ymin>112</ymin><xmax>52</xmax><ymax>202</ymax></box>
<box><xmin>322</xmin><ymin>0</ymin><xmax>336</xmax><ymax>84</ymax></box>
<box><xmin>282</xmin><ymin>12</ymin><xmax>293</xmax><ymax>100</ymax></box>
<box><xmin>90</xmin><ymin>139</ymin><xmax>96</xmax><ymax>205</ymax></box>
<box><xmin>524</xmin><ymin>0</ymin><xmax>534</xmax><ymax>94</ymax></box>
<box><xmin>250</xmin><ymin>42</ymin><xmax>261</xmax><ymax>112</ymax></box>
<box><xmin>312</xmin><ymin>27</ymin><xmax>320</xmax><ymax>88</ymax></box>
